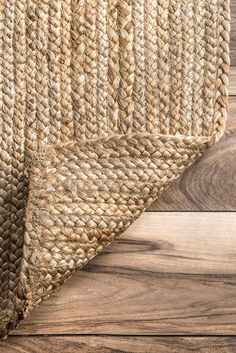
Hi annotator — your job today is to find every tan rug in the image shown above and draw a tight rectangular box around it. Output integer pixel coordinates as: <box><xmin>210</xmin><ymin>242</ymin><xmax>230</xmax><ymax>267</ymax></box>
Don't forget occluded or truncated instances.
<box><xmin>0</xmin><ymin>0</ymin><xmax>230</xmax><ymax>337</ymax></box>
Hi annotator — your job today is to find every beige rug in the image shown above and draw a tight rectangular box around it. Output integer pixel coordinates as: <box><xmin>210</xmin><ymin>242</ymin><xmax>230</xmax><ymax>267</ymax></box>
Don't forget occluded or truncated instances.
<box><xmin>0</xmin><ymin>0</ymin><xmax>230</xmax><ymax>337</ymax></box>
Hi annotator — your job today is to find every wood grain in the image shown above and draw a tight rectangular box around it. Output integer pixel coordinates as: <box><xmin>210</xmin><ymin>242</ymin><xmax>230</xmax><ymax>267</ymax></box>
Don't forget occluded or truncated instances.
<box><xmin>231</xmin><ymin>1</ymin><xmax>236</xmax><ymax>66</ymax></box>
<box><xmin>13</xmin><ymin>212</ymin><xmax>236</xmax><ymax>336</ymax></box>
<box><xmin>229</xmin><ymin>67</ymin><xmax>236</xmax><ymax>95</ymax></box>
<box><xmin>2</xmin><ymin>336</ymin><xmax>236</xmax><ymax>353</ymax></box>
<box><xmin>148</xmin><ymin>96</ymin><xmax>236</xmax><ymax>211</ymax></box>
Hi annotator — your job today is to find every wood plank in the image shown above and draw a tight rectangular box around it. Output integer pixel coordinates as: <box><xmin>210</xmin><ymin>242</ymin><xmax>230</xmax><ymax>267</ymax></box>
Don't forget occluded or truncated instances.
<box><xmin>229</xmin><ymin>67</ymin><xmax>236</xmax><ymax>95</ymax></box>
<box><xmin>231</xmin><ymin>1</ymin><xmax>236</xmax><ymax>66</ymax></box>
<box><xmin>14</xmin><ymin>213</ymin><xmax>236</xmax><ymax>335</ymax></box>
<box><xmin>149</xmin><ymin>96</ymin><xmax>236</xmax><ymax>211</ymax></box>
<box><xmin>2</xmin><ymin>336</ymin><xmax>236</xmax><ymax>353</ymax></box>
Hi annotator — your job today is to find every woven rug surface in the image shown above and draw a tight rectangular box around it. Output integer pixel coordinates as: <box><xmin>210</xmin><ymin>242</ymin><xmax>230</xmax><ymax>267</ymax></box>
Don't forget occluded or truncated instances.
<box><xmin>0</xmin><ymin>0</ymin><xmax>230</xmax><ymax>338</ymax></box>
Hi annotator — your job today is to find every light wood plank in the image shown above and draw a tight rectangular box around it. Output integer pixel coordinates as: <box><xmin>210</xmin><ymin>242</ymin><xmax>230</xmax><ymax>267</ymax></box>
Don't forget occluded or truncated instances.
<box><xmin>149</xmin><ymin>96</ymin><xmax>236</xmax><ymax>211</ymax></box>
<box><xmin>229</xmin><ymin>67</ymin><xmax>236</xmax><ymax>95</ymax></box>
<box><xmin>231</xmin><ymin>1</ymin><xmax>236</xmax><ymax>66</ymax></box>
<box><xmin>13</xmin><ymin>212</ymin><xmax>236</xmax><ymax>335</ymax></box>
<box><xmin>2</xmin><ymin>336</ymin><xmax>236</xmax><ymax>353</ymax></box>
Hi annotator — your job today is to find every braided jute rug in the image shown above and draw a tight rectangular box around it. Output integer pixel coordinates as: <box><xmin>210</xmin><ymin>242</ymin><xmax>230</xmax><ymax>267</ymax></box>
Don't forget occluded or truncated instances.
<box><xmin>0</xmin><ymin>0</ymin><xmax>230</xmax><ymax>338</ymax></box>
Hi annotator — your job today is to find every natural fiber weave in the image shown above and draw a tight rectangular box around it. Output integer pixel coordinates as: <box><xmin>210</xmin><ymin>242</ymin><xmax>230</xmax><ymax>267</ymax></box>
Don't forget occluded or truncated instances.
<box><xmin>0</xmin><ymin>0</ymin><xmax>230</xmax><ymax>337</ymax></box>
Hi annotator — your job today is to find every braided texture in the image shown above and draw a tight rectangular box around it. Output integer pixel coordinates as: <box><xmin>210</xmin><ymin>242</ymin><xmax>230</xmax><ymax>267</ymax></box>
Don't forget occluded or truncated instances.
<box><xmin>0</xmin><ymin>0</ymin><xmax>230</xmax><ymax>337</ymax></box>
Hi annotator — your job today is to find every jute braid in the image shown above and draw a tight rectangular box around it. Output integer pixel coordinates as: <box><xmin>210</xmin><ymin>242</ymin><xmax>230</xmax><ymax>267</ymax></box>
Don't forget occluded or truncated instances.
<box><xmin>71</xmin><ymin>0</ymin><xmax>86</xmax><ymax>139</ymax></box>
<box><xmin>144</xmin><ymin>0</ymin><xmax>159</xmax><ymax>133</ymax></box>
<box><xmin>212</xmin><ymin>0</ymin><xmax>230</xmax><ymax>140</ymax></box>
<box><xmin>60</xmin><ymin>0</ymin><xmax>74</xmax><ymax>141</ymax></box>
<box><xmin>0</xmin><ymin>1</ymin><xmax>3</xmax><ymax>133</ymax></box>
<box><xmin>11</xmin><ymin>0</ymin><xmax>27</xmax><ymax>307</ymax></box>
<box><xmin>191</xmin><ymin>0</ymin><xmax>205</xmax><ymax>137</ymax></box>
<box><xmin>168</xmin><ymin>0</ymin><xmax>182</xmax><ymax>136</ymax></box>
<box><xmin>107</xmin><ymin>0</ymin><xmax>119</xmax><ymax>133</ymax></box>
<box><xmin>202</xmin><ymin>0</ymin><xmax>218</xmax><ymax>136</ymax></box>
<box><xmin>48</xmin><ymin>0</ymin><xmax>62</xmax><ymax>144</ymax></box>
<box><xmin>0</xmin><ymin>0</ymin><xmax>230</xmax><ymax>337</ymax></box>
<box><xmin>117</xmin><ymin>0</ymin><xmax>135</xmax><ymax>134</ymax></box>
<box><xmin>132</xmin><ymin>0</ymin><xmax>146</xmax><ymax>133</ymax></box>
<box><xmin>35</xmin><ymin>0</ymin><xmax>50</xmax><ymax>144</ymax></box>
<box><xmin>0</xmin><ymin>0</ymin><xmax>27</xmax><ymax>333</ymax></box>
<box><xmin>25</xmin><ymin>0</ymin><xmax>37</xmax><ymax>153</ymax></box>
<box><xmin>96</xmin><ymin>0</ymin><xmax>109</xmax><ymax>136</ymax></box>
<box><xmin>0</xmin><ymin>0</ymin><xmax>15</xmax><ymax>318</ymax></box>
<box><xmin>156</xmin><ymin>0</ymin><xmax>170</xmax><ymax>135</ymax></box>
<box><xmin>180</xmin><ymin>0</ymin><xmax>195</xmax><ymax>135</ymax></box>
<box><xmin>84</xmin><ymin>0</ymin><xmax>98</xmax><ymax>139</ymax></box>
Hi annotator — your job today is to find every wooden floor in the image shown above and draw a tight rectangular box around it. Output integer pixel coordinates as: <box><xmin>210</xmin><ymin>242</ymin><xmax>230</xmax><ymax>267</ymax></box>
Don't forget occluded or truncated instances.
<box><xmin>2</xmin><ymin>3</ymin><xmax>236</xmax><ymax>353</ymax></box>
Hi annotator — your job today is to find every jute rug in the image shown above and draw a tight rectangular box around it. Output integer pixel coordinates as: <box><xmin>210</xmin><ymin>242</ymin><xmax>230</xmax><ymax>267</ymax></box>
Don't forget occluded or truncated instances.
<box><xmin>0</xmin><ymin>0</ymin><xmax>230</xmax><ymax>338</ymax></box>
